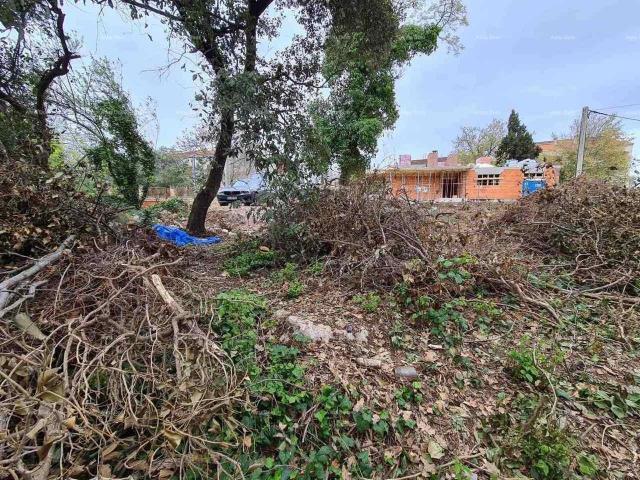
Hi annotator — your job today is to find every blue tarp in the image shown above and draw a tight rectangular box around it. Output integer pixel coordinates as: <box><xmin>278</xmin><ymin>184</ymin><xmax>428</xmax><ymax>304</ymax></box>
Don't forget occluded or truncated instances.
<box><xmin>522</xmin><ymin>179</ymin><xmax>546</xmax><ymax>196</ymax></box>
<box><xmin>153</xmin><ymin>225</ymin><xmax>222</xmax><ymax>247</ymax></box>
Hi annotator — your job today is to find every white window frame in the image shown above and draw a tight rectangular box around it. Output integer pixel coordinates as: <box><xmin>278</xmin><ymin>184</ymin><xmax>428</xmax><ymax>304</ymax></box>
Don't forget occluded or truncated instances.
<box><xmin>477</xmin><ymin>173</ymin><xmax>501</xmax><ymax>186</ymax></box>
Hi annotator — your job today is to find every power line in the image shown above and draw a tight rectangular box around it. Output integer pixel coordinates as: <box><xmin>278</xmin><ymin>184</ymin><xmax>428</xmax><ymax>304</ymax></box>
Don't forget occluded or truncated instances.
<box><xmin>589</xmin><ymin>110</ymin><xmax>640</xmax><ymax>123</ymax></box>
<box><xmin>593</xmin><ymin>102</ymin><xmax>640</xmax><ymax>111</ymax></box>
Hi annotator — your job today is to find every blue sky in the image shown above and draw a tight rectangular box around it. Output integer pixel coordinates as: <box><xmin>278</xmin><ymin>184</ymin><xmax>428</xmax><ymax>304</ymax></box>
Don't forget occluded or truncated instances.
<box><xmin>65</xmin><ymin>0</ymin><xmax>640</xmax><ymax>164</ymax></box>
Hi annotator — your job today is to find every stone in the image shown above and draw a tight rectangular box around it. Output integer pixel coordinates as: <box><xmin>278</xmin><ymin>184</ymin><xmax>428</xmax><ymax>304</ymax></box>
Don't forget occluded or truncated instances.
<box><xmin>286</xmin><ymin>315</ymin><xmax>333</xmax><ymax>343</ymax></box>
<box><xmin>273</xmin><ymin>309</ymin><xmax>289</xmax><ymax>319</ymax></box>
<box><xmin>354</xmin><ymin>329</ymin><xmax>369</xmax><ymax>343</ymax></box>
<box><xmin>394</xmin><ymin>366</ymin><xmax>419</xmax><ymax>379</ymax></box>
<box><xmin>356</xmin><ymin>357</ymin><xmax>382</xmax><ymax>368</ymax></box>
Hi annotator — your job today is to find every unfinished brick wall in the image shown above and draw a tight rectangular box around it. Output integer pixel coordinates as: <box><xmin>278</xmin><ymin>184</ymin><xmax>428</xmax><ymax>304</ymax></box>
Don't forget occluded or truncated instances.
<box><xmin>465</xmin><ymin>169</ymin><xmax>523</xmax><ymax>200</ymax></box>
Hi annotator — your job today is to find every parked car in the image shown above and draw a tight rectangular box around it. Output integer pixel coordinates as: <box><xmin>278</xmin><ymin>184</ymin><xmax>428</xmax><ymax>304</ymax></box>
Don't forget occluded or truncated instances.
<box><xmin>217</xmin><ymin>173</ymin><xmax>266</xmax><ymax>206</ymax></box>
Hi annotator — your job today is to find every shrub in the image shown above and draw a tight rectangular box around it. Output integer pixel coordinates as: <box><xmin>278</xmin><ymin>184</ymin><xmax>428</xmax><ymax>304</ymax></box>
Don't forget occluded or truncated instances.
<box><xmin>224</xmin><ymin>246</ymin><xmax>276</xmax><ymax>277</ymax></box>
<box><xmin>353</xmin><ymin>292</ymin><xmax>382</xmax><ymax>313</ymax></box>
<box><xmin>139</xmin><ymin>197</ymin><xmax>188</xmax><ymax>225</ymax></box>
<box><xmin>520</xmin><ymin>422</ymin><xmax>574</xmax><ymax>480</ymax></box>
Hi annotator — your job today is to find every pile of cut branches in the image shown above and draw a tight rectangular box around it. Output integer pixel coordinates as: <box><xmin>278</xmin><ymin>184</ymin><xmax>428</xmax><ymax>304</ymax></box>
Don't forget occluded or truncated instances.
<box><xmin>0</xmin><ymin>159</ymin><xmax>118</xmax><ymax>264</ymax></box>
<box><xmin>267</xmin><ymin>177</ymin><xmax>514</xmax><ymax>296</ymax></box>
<box><xmin>500</xmin><ymin>178</ymin><xmax>640</xmax><ymax>293</ymax></box>
<box><xmin>0</xmin><ymin>239</ymin><xmax>240</xmax><ymax>479</ymax></box>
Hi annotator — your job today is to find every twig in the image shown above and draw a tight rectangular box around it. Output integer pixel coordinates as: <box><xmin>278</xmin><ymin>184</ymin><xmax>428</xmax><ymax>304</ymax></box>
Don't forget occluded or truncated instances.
<box><xmin>0</xmin><ymin>236</ymin><xmax>75</xmax><ymax>315</ymax></box>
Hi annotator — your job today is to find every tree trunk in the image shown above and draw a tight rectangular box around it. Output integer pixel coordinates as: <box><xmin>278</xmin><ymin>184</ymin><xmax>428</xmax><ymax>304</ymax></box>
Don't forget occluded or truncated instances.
<box><xmin>186</xmin><ymin>110</ymin><xmax>235</xmax><ymax>235</ymax></box>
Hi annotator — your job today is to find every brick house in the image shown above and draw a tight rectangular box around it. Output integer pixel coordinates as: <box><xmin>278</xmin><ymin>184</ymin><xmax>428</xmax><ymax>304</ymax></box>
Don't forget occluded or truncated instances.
<box><xmin>385</xmin><ymin>152</ymin><xmax>559</xmax><ymax>202</ymax></box>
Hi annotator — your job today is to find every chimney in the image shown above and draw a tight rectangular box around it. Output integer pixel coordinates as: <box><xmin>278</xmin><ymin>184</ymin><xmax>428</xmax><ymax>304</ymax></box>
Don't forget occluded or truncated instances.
<box><xmin>426</xmin><ymin>150</ymin><xmax>438</xmax><ymax>168</ymax></box>
<box><xmin>447</xmin><ymin>153</ymin><xmax>459</xmax><ymax>166</ymax></box>
<box><xmin>398</xmin><ymin>154</ymin><xmax>412</xmax><ymax>167</ymax></box>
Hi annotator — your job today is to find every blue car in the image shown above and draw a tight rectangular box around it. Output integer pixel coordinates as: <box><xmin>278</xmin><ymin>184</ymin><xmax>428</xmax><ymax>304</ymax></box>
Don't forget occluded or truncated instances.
<box><xmin>217</xmin><ymin>173</ymin><xmax>266</xmax><ymax>206</ymax></box>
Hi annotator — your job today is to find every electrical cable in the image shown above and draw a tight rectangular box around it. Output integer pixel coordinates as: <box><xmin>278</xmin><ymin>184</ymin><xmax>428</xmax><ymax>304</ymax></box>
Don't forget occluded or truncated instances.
<box><xmin>593</xmin><ymin>102</ymin><xmax>640</xmax><ymax>111</ymax></box>
<box><xmin>589</xmin><ymin>110</ymin><xmax>640</xmax><ymax>123</ymax></box>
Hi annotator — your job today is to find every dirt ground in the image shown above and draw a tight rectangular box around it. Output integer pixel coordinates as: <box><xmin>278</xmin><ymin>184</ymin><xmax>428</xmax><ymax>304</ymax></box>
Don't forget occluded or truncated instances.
<box><xmin>175</xmin><ymin>204</ymin><xmax>639</xmax><ymax>479</ymax></box>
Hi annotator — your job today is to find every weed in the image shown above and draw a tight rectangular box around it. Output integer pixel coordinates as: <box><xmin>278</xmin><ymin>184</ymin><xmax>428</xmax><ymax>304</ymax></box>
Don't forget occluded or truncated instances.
<box><xmin>272</xmin><ymin>262</ymin><xmax>306</xmax><ymax>298</ymax></box>
<box><xmin>212</xmin><ymin>289</ymin><xmax>411</xmax><ymax>478</ymax></box>
<box><xmin>520</xmin><ymin>421</ymin><xmax>574</xmax><ymax>480</ymax></box>
<box><xmin>353</xmin><ymin>292</ymin><xmax>382</xmax><ymax>313</ymax></box>
<box><xmin>224</xmin><ymin>245</ymin><xmax>276</xmax><ymax>277</ymax></box>
<box><xmin>508</xmin><ymin>338</ymin><xmax>562</xmax><ymax>386</ymax></box>
<box><xmin>308</xmin><ymin>259</ymin><xmax>324</xmax><ymax>276</ymax></box>
<box><xmin>508</xmin><ymin>347</ymin><xmax>542</xmax><ymax>384</ymax></box>
<box><xmin>577</xmin><ymin>452</ymin><xmax>599</xmax><ymax>477</ymax></box>
<box><xmin>272</xmin><ymin>261</ymin><xmax>299</xmax><ymax>283</ymax></box>
<box><xmin>286</xmin><ymin>278</ymin><xmax>305</xmax><ymax>298</ymax></box>
<box><xmin>437</xmin><ymin>254</ymin><xmax>475</xmax><ymax>285</ymax></box>
<box><xmin>394</xmin><ymin>381</ymin><xmax>423</xmax><ymax>408</ymax></box>
<box><xmin>412</xmin><ymin>297</ymin><xmax>468</xmax><ymax>347</ymax></box>
<box><xmin>390</xmin><ymin>321</ymin><xmax>407</xmax><ymax>349</ymax></box>
<box><xmin>577</xmin><ymin>384</ymin><xmax>640</xmax><ymax>419</ymax></box>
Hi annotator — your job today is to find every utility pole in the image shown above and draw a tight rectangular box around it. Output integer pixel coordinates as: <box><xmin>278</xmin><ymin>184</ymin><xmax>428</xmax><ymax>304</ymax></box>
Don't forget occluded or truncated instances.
<box><xmin>576</xmin><ymin>106</ymin><xmax>589</xmax><ymax>176</ymax></box>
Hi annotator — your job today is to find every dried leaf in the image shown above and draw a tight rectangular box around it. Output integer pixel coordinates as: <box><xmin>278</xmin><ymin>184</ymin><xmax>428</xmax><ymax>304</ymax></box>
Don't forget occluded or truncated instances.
<box><xmin>163</xmin><ymin>429</ymin><xmax>183</xmax><ymax>449</ymax></box>
<box><xmin>14</xmin><ymin>313</ymin><xmax>46</xmax><ymax>340</ymax></box>
<box><xmin>37</xmin><ymin>369</ymin><xmax>64</xmax><ymax>403</ymax></box>
<box><xmin>98</xmin><ymin>464</ymin><xmax>112</xmax><ymax>478</ymax></box>
<box><xmin>129</xmin><ymin>459</ymin><xmax>149</xmax><ymax>471</ymax></box>
<box><xmin>428</xmin><ymin>440</ymin><xmax>445</xmax><ymax>460</ymax></box>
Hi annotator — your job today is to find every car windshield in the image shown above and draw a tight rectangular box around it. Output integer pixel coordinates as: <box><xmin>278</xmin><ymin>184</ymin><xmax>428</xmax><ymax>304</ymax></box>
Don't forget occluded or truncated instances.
<box><xmin>230</xmin><ymin>174</ymin><xmax>263</xmax><ymax>190</ymax></box>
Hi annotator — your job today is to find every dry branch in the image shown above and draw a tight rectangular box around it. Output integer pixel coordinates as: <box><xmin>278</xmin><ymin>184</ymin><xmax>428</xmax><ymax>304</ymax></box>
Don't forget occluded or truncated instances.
<box><xmin>0</xmin><ymin>235</ymin><xmax>75</xmax><ymax>317</ymax></box>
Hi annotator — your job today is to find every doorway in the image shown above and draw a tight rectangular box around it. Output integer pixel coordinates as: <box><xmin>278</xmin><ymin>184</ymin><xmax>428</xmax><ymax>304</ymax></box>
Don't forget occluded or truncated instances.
<box><xmin>441</xmin><ymin>173</ymin><xmax>461</xmax><ymax>198</ymax></box>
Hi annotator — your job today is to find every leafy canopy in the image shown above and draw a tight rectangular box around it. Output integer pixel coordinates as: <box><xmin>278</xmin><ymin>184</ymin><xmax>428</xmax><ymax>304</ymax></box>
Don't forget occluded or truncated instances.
<box><xmin>496</xmin><ymin>110</ymin><xmax>541</xmax><ymax>163</ymax></box>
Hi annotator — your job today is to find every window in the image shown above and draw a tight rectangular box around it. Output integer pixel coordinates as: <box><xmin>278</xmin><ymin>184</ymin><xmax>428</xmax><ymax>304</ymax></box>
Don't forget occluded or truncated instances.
<box><xmin>477</xmin><ymin>173</ymin><xmax>500</xmax><ymax>186</ymax></box>
<box><xmin>524</xmin><ymin>171</ymin><xmax>544</xmax><ymax>179</ymax></box>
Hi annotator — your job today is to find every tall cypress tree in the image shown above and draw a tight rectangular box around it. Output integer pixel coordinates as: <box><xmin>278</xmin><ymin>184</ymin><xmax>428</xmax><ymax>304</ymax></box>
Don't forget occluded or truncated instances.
<box><xmin>496</xmin><ymin>110</ymin><xmax>542</xmax><ymax>163</ymax></box>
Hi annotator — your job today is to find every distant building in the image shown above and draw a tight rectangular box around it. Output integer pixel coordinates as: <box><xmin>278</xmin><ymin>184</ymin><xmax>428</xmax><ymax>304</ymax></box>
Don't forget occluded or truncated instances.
<box><xmin>384</xmin><ymin>151</ymin><xmax>560</xmax><ymax>202</ymax></box>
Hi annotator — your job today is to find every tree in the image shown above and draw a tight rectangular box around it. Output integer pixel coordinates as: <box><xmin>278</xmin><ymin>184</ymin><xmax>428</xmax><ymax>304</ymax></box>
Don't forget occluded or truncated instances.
<box><xmin>94</xmin><ymin>0</ymin><xmax>467</xmax><ymax>234</ymax></box>
<box><xmin>315</xmin><ymin>0</ymin><xmax>468</xmax><ymax>182</ymax></box>
<box><xmin>452</xmin><ymin>118</ymin><xmax>505</xmax><ymax>164</ymax></box>
<box><xmin>153</xmin><ymin>148</ymin><xmax>191</xmax><ymax>188</ymax></box>
<box><xmin>496</xmin><ymin>110</ymin><xmax>541</xmax><ymax>163</ymax></box>
<box><xmin>551</xmin><ymin>114</ymin><xmax>633</xmax><ymax>184</ymax></box>
<box><xmin>0</xmin><ymin>0</ymin><xmax>79</xmax><ymax>166</ymax></box>
<box><xmin>52</xmin><ymin>58</ymin><xmax>155</xmax><ymax>207</ymax></box>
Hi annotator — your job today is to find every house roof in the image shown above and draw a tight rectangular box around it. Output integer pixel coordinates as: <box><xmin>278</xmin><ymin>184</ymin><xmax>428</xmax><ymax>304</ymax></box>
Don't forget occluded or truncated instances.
<box><xmin>386</xmin><ymin>165</ymin><xmax>472</xmax><ymax>174</ymax></box>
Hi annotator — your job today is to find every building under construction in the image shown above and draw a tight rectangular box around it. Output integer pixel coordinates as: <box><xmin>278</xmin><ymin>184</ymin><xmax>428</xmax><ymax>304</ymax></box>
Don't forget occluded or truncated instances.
<box><xmin>385</xmin><ymin>151</ymin><xmax>560</xmax><ymax>202</ymax></box>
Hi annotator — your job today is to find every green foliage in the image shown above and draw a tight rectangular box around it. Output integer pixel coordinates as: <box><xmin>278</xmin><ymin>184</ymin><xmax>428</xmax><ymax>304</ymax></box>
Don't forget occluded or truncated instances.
<box><xmin>272</xmin><ymin>262</ymin><xmax>306</xmax><ymax>298</ymax></box>
<box><xmin>138</xmin><ymin>198</ymin><xmax>188</xmax><ymax>225</ymax></box>
<box><xmin>520</xmin><ymin>422</ymin><xmax>574</xmax><ymax>480</ymax></box>
<box><xmin>314</xmin><ymin>15</ymin><xmax>440</xmax><ymax>181</ymax></box>
<box><xmin>210</xmin><ymin>288</ymin><xmax>418</xmax><ymax>478</ymax></box>
<box><xmin>307</xmin><ymin>259</ymin><xmax>325</xmax><ymax>276</ymax></box>
<box><xmin>87</xmin><ymin>96</ymin><xmax>155</xmax><ymax>208</ymax></box>
<box><xmin>496</xmin><ymin>110</ymin><xmax>542</xmax><ymax>163</ymax></box>
<box><xmin>411</xmin><ymin>297</ymin><xmax>469</xmax><ymax>347</ymax></box>
<box><xmin>453</xmin><ymin>118</ymin><xmax>506</xmax><ymax>164</ymax></box>
<box><xmin>394</xmin><ymin>381</ymin><xmax>423</xmax><ymax>408</ymax></box>
<box><xmin>389</xmin><ymin>321</ymin><xmax>408</xmax><ymax>350</ymax></box>
<box><xmin>577</xmin><ymin>453</ymin><xmax>599</xmax><ymax>477</ymax></box>
<box><xmin>272</xmin><ymin>262</ymin><xmax>299</xmax><ymax>283</ymax></box>
<box><xmin>353</xmin><ymin>292</ymin><xmax>382</xmax><ymax>313</ymax></box>
<box><xmin>152</xmin><ymin>147</ymin><xmax>191</xmax><ymax>187</ymax></box>
<box><xmin>286</xmin><ymin>279</ymin><xmax>305</xmax><ymax>299</ymax></box>
<box><xmin>508</xmin><ymin>346</ymin><xmax>542</xmax><ymax>384</ymax></box>
<box><xmin>577</xmin><ymin>385</ymin><xmax>640</xmax><ymax>419</ymax></box>
<box><xmin>554</xmin><ymin>115</ymin><xmax>633</xmax><ymax>184</ymax></box>
<box><xmin>224</xmin><ymin>244</ymin><xmax>276</xmax><ymax>277</ymax></box>
<box><xmin>213</xmin><ymin>289</ymin><xmax>266</xmax><ymax>370</ymax></box>
<box><xmin>437</xmin><ymin>254</ymin><xmax>474</xmax><ymax>285</ymax></box>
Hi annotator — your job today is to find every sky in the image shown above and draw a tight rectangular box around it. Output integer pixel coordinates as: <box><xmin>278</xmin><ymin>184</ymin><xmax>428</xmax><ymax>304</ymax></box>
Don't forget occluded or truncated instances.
<box><xmin>65</xmin><ymin>0</ymin><xmax>640</xmax><ymax>165</ymax></box>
